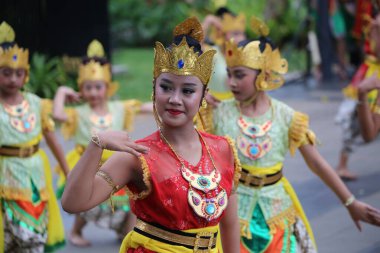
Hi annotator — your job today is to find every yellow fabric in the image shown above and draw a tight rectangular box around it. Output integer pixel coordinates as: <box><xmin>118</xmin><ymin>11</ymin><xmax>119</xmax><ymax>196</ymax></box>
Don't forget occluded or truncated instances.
<box><xmin>281</xmin><ymin>177</ymin><xmax>317</xmax><ymax>250</ymax></box>
<box><xmin>40</xmin><ymin>150</ymin><xmax>65</xmax><ymax>248</ymax></box>
<box><xmin>225</xmin><ymin>136</ymin><xmax>242</xmax><ymax>191</ymax></box>
<box><xmin>60</xmin><ymin>108</ymin><xmax>78</xmax><ymax>140</ymax></box>
<box><xmin>123</xmin><ymin>100</ymin><xmax>142</xmax><ymax>131</ymax></box>
<box><xmin>40</xmin><ymin>99</ymin><xmax>55</xmax><ymax>132</ymax></box>
<box><xmin>209</xmin><ymin>90</ymin><xmax>234</xmax><ymax>101</ymax></box>
<box><xmin>119</xmin><ymin>225</ymin><xmax>221</xmax><ymax>253</ymax></box>
<box><xmin>240</xmin><ymin>162</ymin><xmax>317</xmax><ymax>250</ymax></box>
<box><xmin>342</xmin><ymin>58</ymin><xmax>380</xmax><ymax>101</ymax></box>
<box><xmin>288</xmin><ymin>111</ymin><xmax>317</xmax><ymax>156</ymax></box>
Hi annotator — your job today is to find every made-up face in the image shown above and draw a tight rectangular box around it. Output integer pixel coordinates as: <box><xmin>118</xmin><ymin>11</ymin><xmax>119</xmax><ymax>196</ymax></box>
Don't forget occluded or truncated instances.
<box><xmin>80</xmin><ymin>80</ymin><xmax>108</xmax><ymax>107</ymax></box>
<box><xmin>154</xmin><ymin>72</ymin><xmax>204</xmax><ymax>128</ymax></box>
<box><xmin>0</xmin><ymin>67</ymin><xmax>27</xmax><ymax>95</ymax></box>
<box><xmin>227</xmin><ymin>66</ymin><xmax>260</xmax><ymax>102</ymax></box>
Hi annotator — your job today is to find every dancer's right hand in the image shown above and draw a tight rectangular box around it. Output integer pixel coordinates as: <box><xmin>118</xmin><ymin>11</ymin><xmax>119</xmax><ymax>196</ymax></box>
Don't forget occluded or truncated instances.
<box><xmin>205</xmin><ymin>93</ymin><xmax>220</xmax><ymax>108</ymax></box>
<box><xmin>347</xmin><ymin>200</ymin><xmax>380</xmax><ymax>231</ymax></box>
<box><xmin>97</xmin><ymin>130</ymin><xmax>149</xmax><ymax>157</ymax></box>
<box><xmin>59</xmin><ymin>86</ymin><xmax>81</xmax><ymax>103</ymax></box>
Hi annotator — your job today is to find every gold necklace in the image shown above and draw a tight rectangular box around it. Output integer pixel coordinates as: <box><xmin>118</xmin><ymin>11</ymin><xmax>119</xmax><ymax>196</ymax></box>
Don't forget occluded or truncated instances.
<box><xmin>159</xmin><ymin>129</ymin><xmax>228</xmax><ymax>221</ymax></box>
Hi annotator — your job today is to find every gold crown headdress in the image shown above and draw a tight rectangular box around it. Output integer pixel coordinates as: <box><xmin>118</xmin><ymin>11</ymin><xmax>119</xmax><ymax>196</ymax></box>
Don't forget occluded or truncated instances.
<box><xmin>225</xmin><ymin>17</ymin><xmax>288</xmax><ymax>91</ymax></box>
<box><xmin>221</xmin><ymin>13</ymin><xmax>246</xmax><ymax>33</ymax></box>
<box><xmin>77</xmin><ymin>40</ymin><xmax>118</xmax><ymax>96</ymax></box>
<box><xmin>0</xmin><ymin>22</ymin><xmax>30</xmax><ymax>82</ymax></box>
<box><xmin>153</xmin><ymin>17</ymin><xmax>216</xmax><ymax>85</ymax></box>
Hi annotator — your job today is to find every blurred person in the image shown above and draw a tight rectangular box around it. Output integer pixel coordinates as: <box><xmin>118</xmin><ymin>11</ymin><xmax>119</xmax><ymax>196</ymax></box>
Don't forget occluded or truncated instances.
<box><xmin>61</xmin><ymin>17</ymin><xmax>241</xmax><ymax>252</ymax></box>
<box><xmin>202</xmin><ymin>7</ymin><xmax>247</xmax><ymax>102</ymax></box>
<box><xmin>53</xmin><ymin>40</ymin><xmax>151</xmax><ymax>247</ymax></box>
<box><xmin>330</xmin><ymin>0</ymin><xmax>350</xmax><ymax>80</ymax></box>
<box><xmin>335</xmin><ymin>0</ymin><xmax>380</xmax><ymax>180</ymax></box>
<box><xmin>202</xmin><ymin>17</ymin><xmax>380</xmax><ymax>252</ymax></box>
<box><xmin>357</xmin><ymin>73</ymin><xmax>380</xmax><ymax>141</ymax></box>
<box><xmin>0</xmin><ymin>21</ymin><xmax>68</xmax><ymax>252</ymax></box>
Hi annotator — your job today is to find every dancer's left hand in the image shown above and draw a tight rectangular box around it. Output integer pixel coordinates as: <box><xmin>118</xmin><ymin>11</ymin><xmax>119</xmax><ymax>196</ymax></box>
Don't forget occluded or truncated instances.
<box><xmin>347</xmin><ymin>200</ymin><xmax>380</xmax><ymax>231</ymax></box>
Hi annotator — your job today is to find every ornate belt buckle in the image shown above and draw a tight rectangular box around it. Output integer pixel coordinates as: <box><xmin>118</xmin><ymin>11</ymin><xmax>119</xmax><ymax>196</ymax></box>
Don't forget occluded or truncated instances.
<box><xmin>19</xmin><ymin>146</ymin><xmax>34</xmax><ymax>157</ymax></box>
<box><xmin>257</xmin><ymin>174</ymin><xmax>267</xmax><ymax>188</ymax></box>
<box><xmin>194</xmin><ymin>231</ymin><xmax>214</xmax><ymax>253</ymax></box>
<box><xmin>244</xmin><ymin>172</ymin><xmax>253</xmax><ymax>186</ymax></box>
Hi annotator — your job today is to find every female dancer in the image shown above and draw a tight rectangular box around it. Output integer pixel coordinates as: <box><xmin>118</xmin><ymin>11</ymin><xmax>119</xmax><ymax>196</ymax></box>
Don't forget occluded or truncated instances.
<box><xmin>53</xmin><ymin>40</ymin><xmax>150</xmax><ymax>246</ymax></box>
<box><xmin>358</xmin><ymin>73</ymin><xmax>380</xmax><ymax>141</ymax></box>
<box><xmin>61</xmin><ymin>17</ymin><xmax>241</xmax><ymax>252</ymax></box>
<box><xmin>206</xmin><ymin>17</ymin><xmax>380</xmax><ymax>252</ymax></box>
<box><xmin>0</xmin><ymin>21</ymin><xmax>68</xmax><ymax>252</ymax></box>
<box><xmin>335</xmin><ymin>0</ymin><xmax>380</xmax><ymax>180</ymax></box>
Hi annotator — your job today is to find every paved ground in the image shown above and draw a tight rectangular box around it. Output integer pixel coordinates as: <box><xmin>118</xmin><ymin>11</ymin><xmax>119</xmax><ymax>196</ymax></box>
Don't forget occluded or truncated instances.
<box><xmin>43</xmin><ymin>82</ymin><xmax>380</xmax><ymax>253</ymax></box>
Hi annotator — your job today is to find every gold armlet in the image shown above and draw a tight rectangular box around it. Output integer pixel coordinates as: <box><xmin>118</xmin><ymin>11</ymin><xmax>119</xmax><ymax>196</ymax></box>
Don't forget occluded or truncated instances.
<box><xmin>96</xmin><ymin>170</ymin><xmax>119</xmax><ymax>212</ymax></box>
<box><xmin>371</xmin><ymin>104</ymin><xmax>380</xmax><ymax>115</ymax></box>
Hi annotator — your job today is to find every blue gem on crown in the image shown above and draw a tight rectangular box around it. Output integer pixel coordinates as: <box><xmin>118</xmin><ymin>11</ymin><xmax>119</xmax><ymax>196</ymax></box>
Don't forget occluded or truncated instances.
<box><xmin>177</xmin><ymin>59</ymin><xmax>184</xmax><ymax>69</ymax></box>
<box><xmin>13</xmin><ymin>54</ymin><xmax>18</xmax><ymax>61</ymax></box>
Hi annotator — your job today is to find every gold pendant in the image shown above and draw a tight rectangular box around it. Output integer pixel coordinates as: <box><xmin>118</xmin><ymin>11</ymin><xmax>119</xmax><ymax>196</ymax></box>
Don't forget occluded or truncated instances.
<box><xmin>188</xmin><ymin>188</ymin><xmax>227</xmax><ymax>221</ymax></box>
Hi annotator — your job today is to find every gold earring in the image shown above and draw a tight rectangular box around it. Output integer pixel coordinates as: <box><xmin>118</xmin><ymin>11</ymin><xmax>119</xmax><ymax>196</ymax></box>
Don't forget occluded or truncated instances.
<box><xmin>201</xmin><ymin>98</ymin><xmax>207</xmax><ymax>109</ymax></box>
<box><xmin>151</xmin><ymin>92</ymin><xmax>163</xmax><ymax>128</ymax></box>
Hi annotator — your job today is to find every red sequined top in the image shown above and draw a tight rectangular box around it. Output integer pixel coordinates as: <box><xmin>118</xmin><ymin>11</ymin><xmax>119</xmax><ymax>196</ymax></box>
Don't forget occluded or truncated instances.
<box><xmin>126</xmin><ymin>131</ymin><xmax>239</xmax><ymax>230</ymax></box>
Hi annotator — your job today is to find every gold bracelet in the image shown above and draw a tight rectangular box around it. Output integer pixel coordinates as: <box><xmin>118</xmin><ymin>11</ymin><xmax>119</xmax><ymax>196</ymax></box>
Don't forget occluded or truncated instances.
<box><xmin>91</xmin><ymin>132</ymin><xmax>105</xmax><ymax>149</ymax></box>
<box><xmin>371</xmin><ymin>104</ymin><xmax>380</xmax><ymax>115</ymax></box>
<box><xmin>96</xmin><ymin>170</ymin><xmax>120</xmax><ymax>212</ymax></box>
<box><xmin>344</xmin><ymin>195</ymin><xmax>356</xmax><ymax>207</ymax></box>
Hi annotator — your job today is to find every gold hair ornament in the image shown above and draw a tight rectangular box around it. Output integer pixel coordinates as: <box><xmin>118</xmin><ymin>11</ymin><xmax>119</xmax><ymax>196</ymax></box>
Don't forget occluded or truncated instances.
<box><xmin>153</xmin><ymin>17</ymin><xmax>216</xmax><ymax>85</ymax></box>
<box><xmin>222</xmin><ymin>13</ymin><xmax>246</xmax><ymax>33</ymax></box>
<box><xmin>225</xmin><ymin>17</ymin><xmax>288</xmax><ymax>91</ymax></box>
<box><xmin>0</xmin><ymin>22</ymin><xmax>30</xmax><ymax>82</ymax></box>
<box><xmin>77</xmin><ymin>39</ymin><xmax>118</xmax><ymax>97</ymax></box>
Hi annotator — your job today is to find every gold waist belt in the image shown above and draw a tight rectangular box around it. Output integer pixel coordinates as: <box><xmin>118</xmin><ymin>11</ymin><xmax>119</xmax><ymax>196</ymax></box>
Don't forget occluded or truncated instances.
<box><xmin>0</xmin><ymin>143</ymin><xmax>39</xmax><ymax>158</ymax></box>
<box><xmin>239</xmin><ymin>168</ymin><xmax>283</xmax><ymax>188</ymax></box>
<box><xmin>134</xmin><ymin>219</ymin><xmax>217</xmax><ymax>252</ymax></box>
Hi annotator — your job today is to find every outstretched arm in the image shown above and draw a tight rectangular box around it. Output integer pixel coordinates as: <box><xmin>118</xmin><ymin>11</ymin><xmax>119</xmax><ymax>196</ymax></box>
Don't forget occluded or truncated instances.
<box><xmin>220</xmin><ymin>193</ymin><xmax>240</xmax><ymax>253</ymax></box>
<box><xmin>61</xmin><ymin>130</ymin><xmax>149</xmax><ymax>213</ymax></box>
<box><xmin>300</xmin><ymin>144</ymin><xmax>380</xmax><ymax>230</ymax></box>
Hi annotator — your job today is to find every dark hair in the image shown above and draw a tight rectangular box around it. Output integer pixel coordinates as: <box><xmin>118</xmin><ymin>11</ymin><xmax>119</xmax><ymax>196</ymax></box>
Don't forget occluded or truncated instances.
<box><xmin>215</xmin><ymin>7</ymin><xmax>234</xmax><ymax>17</ymax></box>
<box><xmin>172</xmin><ymin>34</ymin><xmax>203</xmax><ymax>55</ymax></box>
<box><xmin>81</xmin><ymin>56</ymin><xmax>109</xmax><ymax>65</ymax></box>
<box><xmin>238</xmin><ymin>36</ymin><xmax>277</xmax><ymax>53</ymax></box>
<box><xmin>1</xmin><ymin>42</ymin><xmax>16</xmax><ymax>50</ymax></box>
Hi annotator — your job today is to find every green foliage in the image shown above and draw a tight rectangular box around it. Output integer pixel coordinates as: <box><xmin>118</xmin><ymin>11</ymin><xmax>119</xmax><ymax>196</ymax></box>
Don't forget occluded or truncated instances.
<box><xmin>109</xmin><ymin>0</ymin><xmax>212</xmax><ymax>47</ymax></box>
<box><xmin>26</xmin><ymin>53</ymin><xmax>76</xmax><ymax>99</ymax></box>
<box><xmin>112</xmin><ymin>48</ymin><xmax>153</xmax><ymax>101</ymax></box>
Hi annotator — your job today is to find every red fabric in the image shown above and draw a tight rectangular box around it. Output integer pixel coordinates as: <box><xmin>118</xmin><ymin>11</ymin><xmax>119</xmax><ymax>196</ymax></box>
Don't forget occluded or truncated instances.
<box><xmin>352</xmin><ymin>0</ymin><xmax>372</xmax><ymax>39</ymax></box>
<box><xmin>350</xmin><ymin>63</ymin><xmax>370</xmax><ymax>87</ymax></box>
<box><xmin>15</xmin><ymin>200</ymin><xmax>46</xmax><ymax>220</ymax></box>
<box><xmin>127</xmin><ymin>247</ymin><xmax>155</xmax><ymax>253</ymax></box>
<box><xmin>264</xmin><ymin>228</ymin><xmax>285</xmax><ymax>253</ymax></box>
<box><xmin>127</xmin><ymin>131</ymin><xmax>236</xmax><ymax>230</ymax></box>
